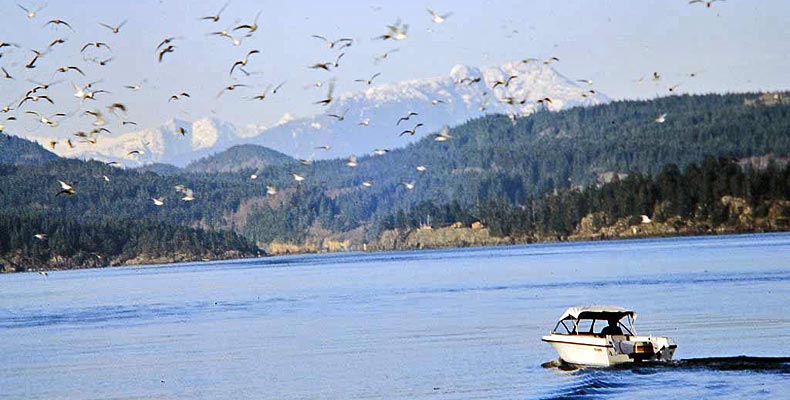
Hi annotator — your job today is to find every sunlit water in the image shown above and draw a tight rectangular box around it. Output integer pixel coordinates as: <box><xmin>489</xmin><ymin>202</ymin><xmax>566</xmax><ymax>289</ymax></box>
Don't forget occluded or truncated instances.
<box><xmin>1</xmin><ymin>233</ymin><xmax>788</xmax><ymax>399</ymax></box>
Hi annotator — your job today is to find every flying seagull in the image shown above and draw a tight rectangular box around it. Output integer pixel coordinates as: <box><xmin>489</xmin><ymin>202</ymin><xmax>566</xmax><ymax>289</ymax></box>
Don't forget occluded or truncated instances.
<box><xmin>26</xmin><ymin>111</ymin><xmax>65</xmax><ymax>127</ymax></box>
<box><xmin>175</xmin><ymin>185</ymin><xmax>195</xmax><ymax>201</ymax></box>
<box><xmin>156</xmin><ymin>37</ymin><xmax>181</xmax><ymax>51</ymax></box>
<box><xmin>544</xmin><ymin>57</ymin><xmax>560</xmax><ymax>64</ymax></box>
<box><xmin>311</xmin><ymin>35</ymin><xmax>354</xmax><ymax>49</ymax></box>
<box><xmin>689</xmin><ymin>0</ymin><xmax>725</xmax><ymax>8</ymax></box>
<box><xmin>217</xmin><ymin>84</ymin><xmax>248</xmax><ymax>98</ymax></box>
<box><xmin>25</xmin><ymin>50</ymin><xmax>42</xmax><ymax>69</ymax></box>
<box><xmin>158</xmin><ymin>45</ymin><xmax>175</xmax><ymax>62</ymax></box>
<box><xmin>374</xmin><ymin>48</ymin><xmax>399</xmax><ymax>64</ymax></box>
<box><xmin>80</xmin><ymin>42</ymin><xmax>111</xmax><ymax>52</ymax></box>
<box><xmin>233</xmin><ymin>11</ymin><xmax>262</xmax><ymax>36</ymax></box>
<box><xmin>327</xmin><ymin>109</ymin><xmax>348</xmax><ymax>122</ymax></box>
<box><xmin>375</xmin><ymin>20</ymin><xmax>408</xmax><ymax>41</ymax></box>
<box><xmin>200</xmin><ymin>1</ymin><xmax>230</xmax><ymax>22</ymax></box>
<box><xmin>169</xmin><ymin>92</ymin><xmax>190</xmax><ymax>102</ymax></box>
<box><xmin>427</xmin><ymin>9</ymin><xmax>452</xmax><ymax>24</ymax></box>
<box><xmin>355</xmin><ymin>72</ymin><xmax>381</xmax><ymax>85</ymax></box>
<box><xmin>55</xmin><ymin>65</ymin><xmax>85</xmax><ymax>76</ymax></box>
<box><xmin>56</xmin><ymin>180</ymin><xmax>75</xmax><ymax>196</ymax></box>
<box><xmin>492</xmin><ymin>75</ymin><xmax>518</xmax><ymax>89</ymax></box>
<box><xmin>230</xmin><ymin>49</ymin><xmax>260</xmax><ymax>76</ymax></box>
<box><xmin>48</xmin><ymin>37</ymin><xmax>66</xmax><ymax>48</ymax></box>
<box><xmin>18</xmin><ymin>3</ymin><xmax>45</xmax><ymax>19</ymax></box>
<box><xmin>99</xmin><ymin>20</ymin><xmax>127</xmax><ymax>34</ymax></box>
<box><xmin>209</xmin><ymin>30</ymin><xmax>241</xmax><ymax>46</ymax></box>
<box><xmin>396</xmin><ymin>112</ymin><xmax>418</xmax><ymax>125</ymax></box>
<box><xmin>250</xmin><ymin>85</ymin><xmax>272</xmax><ymax>101</ymax></box>
<box><xmin>400</xmin><ymin>123</ymin><xmax>424</xmax><ymax>136</ymax></box>
<box><xmin>45</xmin><ymin>19</ymin><xmax>73</xmax><ymax>31</ymax></box>
<box><xmin>314</xmin><ymin>80</ymin><xmax>335</xmax><ymax>106</ymax></box>
<box><xmin>434</xmin><ymin>125</ymin><xmax>452</xmax><ymax>141</ymax></box>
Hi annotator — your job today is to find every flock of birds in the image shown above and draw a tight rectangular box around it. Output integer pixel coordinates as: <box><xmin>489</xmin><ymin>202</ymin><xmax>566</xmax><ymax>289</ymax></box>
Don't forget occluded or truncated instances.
<box><xmin>0</xmin><ymin>1</ymin><xmax>726</xmax><ymax>249</ymax></box>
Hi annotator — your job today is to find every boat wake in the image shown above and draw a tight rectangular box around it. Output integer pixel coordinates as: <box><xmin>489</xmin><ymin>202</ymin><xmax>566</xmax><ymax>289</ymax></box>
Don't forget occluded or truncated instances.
<box><xmin>638</xmin><ymin>356</ymin><xmax>790</xmax><ymax>373</ymax></box>
<box><xmin>542</xmin><ymin>356</ymin><xmax>790</xmax><ymax>373</ymax></box>
<box><xmin>539</xmin><ymin>357</ymin><xmax>788</xmax><ymax>400</ymax></box>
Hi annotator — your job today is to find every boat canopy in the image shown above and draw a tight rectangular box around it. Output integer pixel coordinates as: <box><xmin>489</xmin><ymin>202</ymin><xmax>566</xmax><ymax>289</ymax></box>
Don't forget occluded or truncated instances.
<box><xmin>559</xmin><ymin>305</ymin><xmax>637</xmax><ymax>321</ymax></box>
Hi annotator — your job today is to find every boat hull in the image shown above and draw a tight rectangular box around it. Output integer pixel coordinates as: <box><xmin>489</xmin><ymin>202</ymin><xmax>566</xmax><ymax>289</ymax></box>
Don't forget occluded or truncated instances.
<box><xmin>542</xmin><ymin>334</ymin><xmax>676</xmax><ymax>367</ymax></box>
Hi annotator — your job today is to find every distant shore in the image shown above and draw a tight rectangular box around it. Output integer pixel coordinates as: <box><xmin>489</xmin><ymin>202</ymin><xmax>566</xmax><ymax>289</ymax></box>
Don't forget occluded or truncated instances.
<box><xmin>5</xmin><ymin>225</ymin><xmax>787</xmax><ymax>274</ymax></box>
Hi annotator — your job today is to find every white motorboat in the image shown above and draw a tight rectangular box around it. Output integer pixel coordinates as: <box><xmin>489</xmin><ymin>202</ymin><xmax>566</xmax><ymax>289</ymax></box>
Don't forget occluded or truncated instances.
<box><xmin>542</xmin><ymin>305</ymin><xmax>676</xmax><ymax>367</ymax></box>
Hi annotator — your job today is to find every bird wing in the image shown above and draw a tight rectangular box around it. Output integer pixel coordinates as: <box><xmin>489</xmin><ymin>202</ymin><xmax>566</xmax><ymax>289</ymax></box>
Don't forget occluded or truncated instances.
<box><xmin>156</xmin><ymin>38</ymin><xmax>170</xmax><ymax>50</ymax></box>
<box><xmin>217</xmin><ymin>0</ymin><xmax>230</xmax><ymax>15</ymax></box>
<box><xmin>230</xmin><ymin>60</ymin><xmax>243</xmax><ymax>75</ymax></box>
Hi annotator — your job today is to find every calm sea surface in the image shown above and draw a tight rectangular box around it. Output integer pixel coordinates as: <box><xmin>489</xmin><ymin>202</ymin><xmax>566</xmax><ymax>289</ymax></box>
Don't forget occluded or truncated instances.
<box><xmin>1</xmin><ymin>233</ymin><xmax>788</xmax><ymax>399</ymax></box>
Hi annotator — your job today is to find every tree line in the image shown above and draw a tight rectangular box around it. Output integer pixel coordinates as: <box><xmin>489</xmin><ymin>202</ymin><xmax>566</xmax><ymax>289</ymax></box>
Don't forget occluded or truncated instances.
<box><xmin>378</xmin><ymin>157</ymin><xmax>790</xmax><ymax>237</ymax></box>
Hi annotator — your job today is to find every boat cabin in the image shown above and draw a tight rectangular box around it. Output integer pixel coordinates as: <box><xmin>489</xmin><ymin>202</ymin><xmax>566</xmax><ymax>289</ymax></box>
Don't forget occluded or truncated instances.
<box><xmin>551</xmin><ymin>305</ymin><xmax>637</xmax><ymax>337</ymax></box>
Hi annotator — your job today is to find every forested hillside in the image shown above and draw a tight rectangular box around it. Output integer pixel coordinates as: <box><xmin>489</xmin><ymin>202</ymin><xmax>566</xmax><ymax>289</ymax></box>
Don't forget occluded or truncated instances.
<box><xmin>0</xmin><ymin>134</ymin><xmax>58</xmax><ymax>165</ymax></box>
<box><xmin>377</xmin><ymin>156</ymin><xmax>790</xmax><ymax>240</ymax></box>
<box><xmin>1</xmin><ymin>92</ymin><xmax>789</xmax><ymax>269</ymax></box>
<box><xmin>185</xmin><ymin>144</ymin><xmax>295</xmax><ymax>173</ymax></box>
<box><xmin>237</xmin><ymin>92</ymin><xmax>790</xmax><ymax>243</ymax></box>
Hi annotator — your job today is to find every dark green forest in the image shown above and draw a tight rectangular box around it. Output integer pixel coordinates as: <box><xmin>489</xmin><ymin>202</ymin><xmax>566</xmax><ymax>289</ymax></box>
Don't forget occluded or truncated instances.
<box><xmin>379</xmin><ymin>156</ymin><xmax>790</xmax><ymax>237</ymax></box>
<box><xmin>1</xmin><ymin>92</ymin><xmax>789</xmax><ymax>270</ymax></box>
<box><xmin>0</xmin><ymin>212</ymin><xmax>258</xmax><ymax>272</ymax></box>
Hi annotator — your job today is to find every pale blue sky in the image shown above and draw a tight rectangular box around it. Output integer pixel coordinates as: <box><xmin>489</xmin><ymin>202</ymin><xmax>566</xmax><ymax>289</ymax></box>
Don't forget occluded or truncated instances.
<box><xmin>1</xmin><ymin>0</ymin><xmax>788</xmax><ymax>138</ymax></box>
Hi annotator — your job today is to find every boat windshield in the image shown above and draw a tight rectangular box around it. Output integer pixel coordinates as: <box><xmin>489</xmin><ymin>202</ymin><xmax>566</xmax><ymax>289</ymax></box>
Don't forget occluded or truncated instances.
<box><xmin>553</xmin><ymin>314</ymin><xmax>636</xmax><ymax>336</ymax></box>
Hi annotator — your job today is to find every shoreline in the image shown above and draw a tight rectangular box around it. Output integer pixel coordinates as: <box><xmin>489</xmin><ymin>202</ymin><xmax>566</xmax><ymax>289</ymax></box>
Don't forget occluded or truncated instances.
<box><xmin>4</xmin><ymin>229</ymin><xmax>788</xmax><ymax>275</ymax></box>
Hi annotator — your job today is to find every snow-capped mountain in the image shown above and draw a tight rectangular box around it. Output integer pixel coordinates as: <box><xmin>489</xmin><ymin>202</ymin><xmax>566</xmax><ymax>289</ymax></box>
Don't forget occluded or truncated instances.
<box><xmin>44</xmin><ymin>61</ymin><xmax>608</xmax><ymax>166</ymax></box>
<box><xmin>46</xmin><ymin>117</ymin><xmax>260</xmax><ymax>167</ymax></box>
<box><xmin>259</xmin><ymin>61</ymin><xmax>608</xmax><ymax>158</ymax></box>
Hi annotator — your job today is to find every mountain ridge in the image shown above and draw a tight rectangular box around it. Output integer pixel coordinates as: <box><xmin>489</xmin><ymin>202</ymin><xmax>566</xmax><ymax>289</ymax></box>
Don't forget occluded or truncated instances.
<box><xmin>0</xmin><ymin>134</ymin><xmax>60</xmax><ymax>165</ymax></box>
<box><xmin>185</xmin><ymin>144</ymin><xmax>295</xmax><ymax>173</ymax></box>
<box><xmin>30</xmin><ymin>61</ymin><xmax>607</xmax><ymax>166</ymax></box>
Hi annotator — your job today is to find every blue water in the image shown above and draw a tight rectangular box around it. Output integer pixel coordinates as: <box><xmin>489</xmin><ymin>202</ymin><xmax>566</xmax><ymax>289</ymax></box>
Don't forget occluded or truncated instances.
<box><xmin>1</xmin><ymin>233</ymin><xmax>788</xmax><ymax>399</ymax></box>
